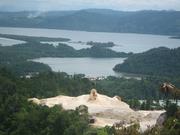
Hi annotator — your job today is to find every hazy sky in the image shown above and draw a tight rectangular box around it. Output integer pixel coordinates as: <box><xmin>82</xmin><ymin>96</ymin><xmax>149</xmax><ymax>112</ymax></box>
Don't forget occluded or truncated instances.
<box><xmin>0</xmin><ymin>0</ymin><xmax>180</xmax><ymax>11</ymax></box>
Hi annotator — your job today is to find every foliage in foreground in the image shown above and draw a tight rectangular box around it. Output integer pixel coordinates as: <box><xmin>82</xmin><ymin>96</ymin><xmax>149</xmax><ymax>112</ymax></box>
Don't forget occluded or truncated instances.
<box><xmin>1</xmin><ymin>68</ymin><xmax>180</xmax><ymax>135</ymax></box>
<box><xmin>0</xmin><ymin>69</ymin><xmax>90</xmax><ymax>135</ymax></box>
<box><xmin>96</xmin><ymin>76</ymin><xmax>180</xmax><ymax>100</ymax></box>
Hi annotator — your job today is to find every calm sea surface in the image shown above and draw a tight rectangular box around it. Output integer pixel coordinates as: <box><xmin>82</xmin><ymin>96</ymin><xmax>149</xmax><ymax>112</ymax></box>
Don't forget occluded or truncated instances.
<box><xmin>1</xmin><ymin>27</ymin><xmax>180</xmax><ymax>77</ymax></box>
<box><xmin>32</xmin><ymin>57</ymin><xmax>132</xmax><ymax>78</ymax></box>
<box><xmin>0</xmin><ymin>37</ymin><xmax>25</xmax><ymax>46</ymax></box>
<box><xmin>0</xmin><ymin>27</ymin><xmax>180</xmax><ymax>53</ymax></box>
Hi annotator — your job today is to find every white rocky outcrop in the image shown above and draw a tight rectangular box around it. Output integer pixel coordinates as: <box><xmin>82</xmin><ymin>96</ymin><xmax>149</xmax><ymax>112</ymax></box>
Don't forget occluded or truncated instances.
<box><xmin>28</xmin><ymin>89</ymin><xmax>165</xmax><ymax>131</ymax></box>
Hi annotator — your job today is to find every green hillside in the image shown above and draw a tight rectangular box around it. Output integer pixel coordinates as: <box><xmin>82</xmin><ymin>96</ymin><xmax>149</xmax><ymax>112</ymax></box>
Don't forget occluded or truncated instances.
<box><xmin>114</xmin><ymin>47</ymin><xmax>180</xmax><ymax>77</ymax></box>
<box><xmin>0</xmin><ymin>10</ymin><xmax>180</xmax><ymax>35</ymax></box>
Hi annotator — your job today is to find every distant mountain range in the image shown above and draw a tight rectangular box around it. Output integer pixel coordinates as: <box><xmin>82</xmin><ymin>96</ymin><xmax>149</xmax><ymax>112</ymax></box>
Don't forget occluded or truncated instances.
<box><xmin>0</xmin><ymin>9</ymin><xmax>180</xmax><ymax>35</ymax></box>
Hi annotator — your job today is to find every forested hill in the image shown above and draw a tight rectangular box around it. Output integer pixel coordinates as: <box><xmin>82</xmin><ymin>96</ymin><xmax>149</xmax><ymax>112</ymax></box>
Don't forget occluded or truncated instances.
<box><xmin>0</xmin><ymin>9</ymin><xmax>180</xmax><ymax>35</ymax></box>
<box><xmin>113</xmin><ymin>47</ymin><xmax>180</xmax><ymax>77</ymax></box>
<box><xmin>0</xmin><ymin>35</ymin><xmax>130</xmax><ymax>75</ymax></box>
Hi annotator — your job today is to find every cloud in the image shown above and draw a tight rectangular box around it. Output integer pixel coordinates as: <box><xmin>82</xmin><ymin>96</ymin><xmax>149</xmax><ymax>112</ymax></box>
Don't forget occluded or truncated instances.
<box><xmin>0</xmin><ymin>0</ymin><xmax>180</xmax><ymax>11</ymax></box>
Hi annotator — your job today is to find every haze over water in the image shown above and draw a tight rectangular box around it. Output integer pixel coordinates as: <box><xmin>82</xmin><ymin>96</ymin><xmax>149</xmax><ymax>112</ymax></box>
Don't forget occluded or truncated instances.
<box><xmin>1</xmin><ymin>27</ymin><xmax>180</xmax><ymax>77</ymax></box>
<box><xmin>0</xmin><ymin>27</ymin><xmax>180</xmax><ymax>53</ymax></box>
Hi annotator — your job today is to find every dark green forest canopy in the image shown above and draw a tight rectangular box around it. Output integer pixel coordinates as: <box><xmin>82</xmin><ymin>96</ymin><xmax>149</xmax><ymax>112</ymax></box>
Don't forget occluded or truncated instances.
<box><xmin>1</xmin><ymin>9</ymin><xmax>180</xmax><ymax>135</ymax></box>
<box><xmin>96</xmin><ymin>75</ymin><xmax>180</xmax><ymax>100</ymax></box>
<box><xmin>0</xmin><ymin>34</ymin><xmax>131</xmax><ymax>75</ymax></box>
<box><xmin>0</xmin><ymin>34</ymin><xmax>130</xmax><ymax>59</ymax></box>
<box><xmin>0</xmin><ymin>68</ymin><xmax>179</xmax><ymax>135</ymax></box>
<box><xmin>0</xmin><ymin>69</ymin><xmax>90</xmax><ymax>135</ymax></box>
<box><xmin>0</xmin><ymin>10</ymin><xmax>180</xmax><ymax>35</ymax></box>
<box><xmin>1</xmin><ymin>42</ymin><xmax>130</xmax><ymax>58</ymax></box>
<box><xmin>87</xmin><ymin>41</ymin><xmax>116</xmax><ymax>47</ymax></box>
<box><xmin>113</xmin><ymin>47</ymin><xmax>180</xmax><ymax>77</ymax></box>
<box><xmin>0</xmin><ymin>43</ymin><xmax>130</xmax><ymax>74</ymax></box>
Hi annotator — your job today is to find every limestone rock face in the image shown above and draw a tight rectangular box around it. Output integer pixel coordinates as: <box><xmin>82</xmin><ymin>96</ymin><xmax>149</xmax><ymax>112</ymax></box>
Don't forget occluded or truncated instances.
<box><xmin>29</xmin><ymin>89</ymin><xmax>132</xmax><ymax>113</ymax></box>
<box><xmin>28</xmin><ymin>98</ymin><xmax>40</xmax><ymax>105</ymax></box>
<box><xmin>89</xmin><ymin>89</ymin><xmax>98</xmax><ymax>101</ymax></box>
<box><xmin>29</xmin><ymin>89</ymin><xmax>165</xmax><ymax>131</ymax></box>
<box><xmin>114</xmin><ymin>96</ymin><xmax>121</xmax><ymax>101</ymax></box>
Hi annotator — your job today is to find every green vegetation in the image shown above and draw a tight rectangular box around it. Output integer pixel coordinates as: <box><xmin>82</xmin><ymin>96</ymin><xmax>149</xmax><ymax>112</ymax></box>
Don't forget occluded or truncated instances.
<box><xmin>0</xmin><ymin>10</ymin><xmax>180</xmax><ymax>35</ymax></box>
<box><xmin>0</xmin><ymin>34</ymin><xmax>131</xmax><ymax>75</ymax></box>
<box><xmin>128</xmin><ymin>99</ymin><xmax>163</xmax><ymax>110</ymax></box>
<box><xmin>4</xmin><ymin>61</ymin><xmax>51</xmax><ymax>75</ymax></box>
<box><xmin>0</xmin><ymin>69</ymin><xmax>95</xmax><ymax>98</ymax></box>
<box><xmin>20</xmin><ymin>72</ymin><xmax>95</xmax><ymax>98</ymax></box>
<box><xmin>0</xmin><ymin>68</ymin><xmax>97</xmax><ymax>135</ymax></box>
<box><xmin>0</xmin><ymin>66</ymin><xmax>179</xmax><ymax>134</ymax></box>
<box><xmin>79</xmin><ymin>46</ymin><xmax>130</xmax><ymax>57</ymax></box>
<box><xmin>0</xmin><ymin>34</ymin><xmax>70</xmax><ymax>42</ymax></box>
<box><xmin>90</xmin><ymin>76</ymin><xmax>180</xmax><ymax>135</ymax></box>
<box><xmin>0</xmin><ymin>38</ymin><xmax>130</xmax><ymax>59</ymax></box>
<box><xmin>113</xmin><ymin>47</ymin><xmax>180</xmax><ymax>77</ymax></box>
<box><xmin>0</xmin><ymin>43</ymin><xmax>129</xmax><ymax>74</ymax></box>
<box><xmin>96</xmin><ymin>76</ymin><xmax>160</xmax><ymax>99</ymax></box>
<box><xmin>87</xmin><ymin>41</ymin><xmax>116</xmax><ymax>48</ymax></box>
<box><xmin>0</xmin><ymin>27</ymin><xmax>180</xmax><ymax>135</ymax></box>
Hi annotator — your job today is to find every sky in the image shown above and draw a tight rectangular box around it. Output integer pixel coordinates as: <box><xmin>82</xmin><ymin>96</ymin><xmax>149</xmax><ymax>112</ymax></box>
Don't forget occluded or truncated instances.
<box><xmin>0</xmin><ymin>0</ymin><xmax>180</xmax><ymax>11</ymax></box>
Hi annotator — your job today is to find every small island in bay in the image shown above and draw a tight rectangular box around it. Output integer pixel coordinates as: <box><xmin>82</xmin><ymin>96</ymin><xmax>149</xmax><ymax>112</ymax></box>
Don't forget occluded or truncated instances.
<box><xmin>0</xmin><ymin>33</ymin><xmax>70</xmax><ymax>42</ymax></box>
<box><xmin>87</xmin><ymin>41</ymin><xmax>117</xmax><ymax>47</ymax></box>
